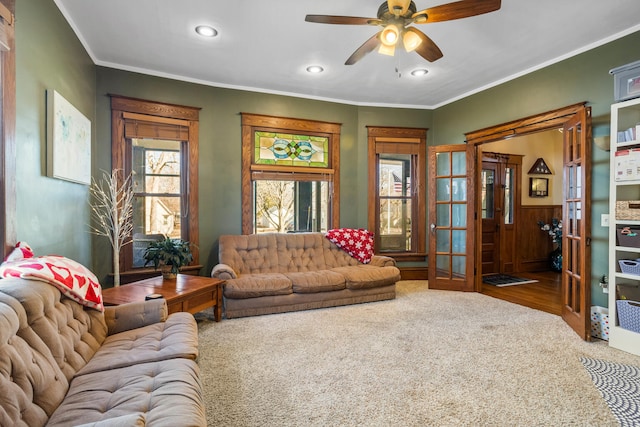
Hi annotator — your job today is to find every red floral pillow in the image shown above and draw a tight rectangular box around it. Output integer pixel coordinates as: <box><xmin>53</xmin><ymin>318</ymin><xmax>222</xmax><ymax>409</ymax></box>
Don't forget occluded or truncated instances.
<box><xmin>0</xmin><ymin>254</ymin><xmax>104</xmax><ymax>312</ymax></box>
<box><xmin>326</xmin><ymin>228</ymin><xmax>374</xmax><ymax>264</ymax></box>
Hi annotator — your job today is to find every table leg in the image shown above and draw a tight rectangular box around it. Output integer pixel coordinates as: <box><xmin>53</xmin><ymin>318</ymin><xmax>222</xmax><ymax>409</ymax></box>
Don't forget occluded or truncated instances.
<box><xmin>214</xmin><ymin>283</ymin><xmax>223</xmax><ymax>321</ymax></box>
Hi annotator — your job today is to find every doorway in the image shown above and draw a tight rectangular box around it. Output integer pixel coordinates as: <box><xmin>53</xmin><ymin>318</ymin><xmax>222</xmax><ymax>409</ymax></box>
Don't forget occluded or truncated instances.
<box><xmin>464</xmin><ymin>103</ymin><xmax>592</xmax><ymax>340</ymax></box>
<box><xmin>481</xmin><ymin>153</ymin><xmax>521</xmax><ymax>275</ymax></box>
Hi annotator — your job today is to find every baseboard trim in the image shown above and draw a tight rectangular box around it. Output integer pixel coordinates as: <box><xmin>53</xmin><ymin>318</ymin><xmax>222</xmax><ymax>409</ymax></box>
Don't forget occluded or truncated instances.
<box><xmin>399</xmin><ymin>266</ymin><xmax>428</xmax><ymax>281</ymax></box>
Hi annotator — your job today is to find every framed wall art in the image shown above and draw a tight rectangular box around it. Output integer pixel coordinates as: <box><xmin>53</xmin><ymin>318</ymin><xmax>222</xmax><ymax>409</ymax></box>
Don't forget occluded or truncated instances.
<box><xmin>529</xmin><ymin>177</ymin><xmax>549</xmax><ymax>197</ymax></box>
<box><xmin>46</xmin><ymin>89</ymin><xmax>91</xmax><ymax>185</ymax></box>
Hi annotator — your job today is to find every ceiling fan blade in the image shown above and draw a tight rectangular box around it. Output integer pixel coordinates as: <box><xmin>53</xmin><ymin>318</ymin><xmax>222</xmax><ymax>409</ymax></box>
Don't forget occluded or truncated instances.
<box><xmin>387</xmin><ymin>0</ymin><xmax>412</xmax><ymax>16</ymax></box>
<box><xmin>408</xmin><ymin>28</ymin><xmax>443</xmax><ymax>62</ymax></box>
<box><xmin>345</xmin><ymin>32</ymin><xmax>381</xmax><ymax>65</ymax></box>
<box><xmin>305</xmin><ymin>15</ymin><xmax>380</xmax><ymax>26</ymax></box>
<box><xmin>413</xmin><ymin>0</ymin><xmax>501</xmax><ymax>23</ymax></box>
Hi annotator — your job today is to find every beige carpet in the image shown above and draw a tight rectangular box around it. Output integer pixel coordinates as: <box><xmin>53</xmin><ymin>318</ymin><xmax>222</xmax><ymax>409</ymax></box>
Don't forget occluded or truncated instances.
<box><xmin>196</xmin><ymin>281</ymin><xmax>640</xmax><ymax>426</ymax></box>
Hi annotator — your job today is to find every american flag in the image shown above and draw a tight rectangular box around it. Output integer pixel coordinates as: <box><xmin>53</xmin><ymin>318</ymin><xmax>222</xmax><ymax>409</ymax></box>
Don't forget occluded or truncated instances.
<box><xmin>392</xmin><ymin>172</ymin><xmax>405</xmax><ymax>193</ymax></box>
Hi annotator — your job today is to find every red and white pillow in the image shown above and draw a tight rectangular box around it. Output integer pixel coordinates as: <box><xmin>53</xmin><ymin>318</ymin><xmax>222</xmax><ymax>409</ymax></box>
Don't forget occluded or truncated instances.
<box><xmin>326</xmin><ymin>228</ymin><xmax>374</xmax><ymax>264</ymax></box>
<box><xmin>0</xmin><ymin>243</ymin><xmax>104</xmax><ymax>312</ymax></box>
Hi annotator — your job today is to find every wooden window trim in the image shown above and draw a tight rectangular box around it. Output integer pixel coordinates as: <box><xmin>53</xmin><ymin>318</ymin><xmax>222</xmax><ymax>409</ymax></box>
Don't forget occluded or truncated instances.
<box><xmin>110</xmin><ymin>95</ymin><xmax>200</xmax><ymax>277</ymax></box>
<box><xmin>241</xmin><ymin>113</ymin><xmax>341</xmax><ymax>234</ymax></box>
<box><xmin>0</xmin><ymin>0</ymin><xmax>15</xmax><ymax>260</ymax></box>
<box><xmin>367</xmin><ymin>126</ymin><xmax>427</xmax><ymax>261</ymax></box>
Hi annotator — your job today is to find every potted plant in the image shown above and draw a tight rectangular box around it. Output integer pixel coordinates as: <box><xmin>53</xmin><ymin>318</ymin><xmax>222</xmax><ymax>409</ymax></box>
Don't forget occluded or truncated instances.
<box><xmin>538</xmin><ymin>218</ymin><xmax>562</xmax><ymax>272</ymax></box>
<box><xmin>143</xmin><ymin>236</ymin><xmax>193</xmax><ymax>279</ymax></box>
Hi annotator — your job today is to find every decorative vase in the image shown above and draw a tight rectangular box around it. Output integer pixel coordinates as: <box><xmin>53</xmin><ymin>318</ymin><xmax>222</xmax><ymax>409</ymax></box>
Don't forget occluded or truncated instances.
<box><xmin>161</xmin><ymin>264</ymin><xmax>177</xmax><ymax>280</ymax></box>
<box><xmin>549</xmin><ymin>248</ymin><xmax>562</xmax><ymax>272</ymax></box>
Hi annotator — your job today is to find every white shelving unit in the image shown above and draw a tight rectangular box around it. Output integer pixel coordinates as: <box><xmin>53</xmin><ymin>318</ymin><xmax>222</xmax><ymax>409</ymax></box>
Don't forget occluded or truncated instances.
<box><xmin>609</xmin><ymin>97</ymin><xmax>640</xmax><ymax>356</ymax></box>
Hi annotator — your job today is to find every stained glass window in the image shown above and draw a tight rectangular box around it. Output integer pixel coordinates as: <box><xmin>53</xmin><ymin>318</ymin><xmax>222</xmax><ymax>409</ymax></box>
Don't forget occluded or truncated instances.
<box><xmin>254</xmin><ymin>132</ymin><xmax>328</xmax><ymax>167</ymax></box>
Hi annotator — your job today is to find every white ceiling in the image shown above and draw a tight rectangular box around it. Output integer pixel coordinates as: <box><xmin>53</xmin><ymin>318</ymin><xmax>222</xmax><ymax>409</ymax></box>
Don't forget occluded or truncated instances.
<box><xmin>54</xmin><ymin>0</ymin><xmax>640</xmax><ymax>109</ymax></box>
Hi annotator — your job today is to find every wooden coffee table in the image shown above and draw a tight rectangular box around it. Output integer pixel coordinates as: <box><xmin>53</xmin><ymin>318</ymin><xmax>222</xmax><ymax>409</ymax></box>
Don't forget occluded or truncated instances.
<box><xmin>102</xmin><ymin>274</ymin><xmax>224</xmax><ymax>321</ymax></box>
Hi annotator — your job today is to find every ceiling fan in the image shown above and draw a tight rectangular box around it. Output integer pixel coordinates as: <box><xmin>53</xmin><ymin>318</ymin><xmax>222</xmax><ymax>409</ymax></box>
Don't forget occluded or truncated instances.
<box><xmin>305</xmin><ymin>0</ymin><xmax>501</xmax><ymax>65</ymax></box>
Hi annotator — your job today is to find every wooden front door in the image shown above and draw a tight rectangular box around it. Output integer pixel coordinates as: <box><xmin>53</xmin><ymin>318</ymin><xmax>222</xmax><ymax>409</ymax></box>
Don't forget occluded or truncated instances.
<box><xmin>561</xmin><ymin>107</ymin><xmax>592</xmax><ymax>340</ymax></box>
<box><xmin>481</xmin><ymin>153</ymin><xmax>521</xmax><ymax>275</ymax></box>
<box><xmin>428</xmin><ymin>145</ymin><xmax>475</xmax><ymax>291</ymax></box>
<box><xmin>481</xmin><ymin>160</ymin><xmax>499</xmax><ymax>274</ymax></box>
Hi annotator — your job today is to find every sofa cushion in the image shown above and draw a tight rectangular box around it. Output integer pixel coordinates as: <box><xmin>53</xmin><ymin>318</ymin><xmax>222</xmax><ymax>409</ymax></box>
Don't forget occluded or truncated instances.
<box><xmin>285</xmin><ymin>270</ymin><xmax>346</xmax><ymax>293</ymax></box>
<box><xmin>224</xmin><ymin>273</ymin><xmax>292</xmax><ymax>299</ymax></box>
<box><xmin>75</xmin><ymin>413</ymin><xmax>146</xmax><ymax>427</ymax></box>
<box><xmin>76</xmin><ymin>312</ymin><xmax>198</xmax><ymax>377</ymax></box>
<box><xmin>275</xmin><ymin>233</ymin><xmax>330</xmax><ymax>272</ymax></box>
<box><xmin>331</xmin><ymin>265</ymin><xmax>401</xmax><ymax>290</ymax></box>
<box><xmin>0</xmin><ymin>279</ymin><xmax>106</xmax><ymax>381</ymax></box>
<box><xmin>0</xmin><ymin>295</ymin><xmax>69</xmax><ymax>427</ymax></box>
<box><xmin>219</xmin><ymin>233</ymin><xmax>280</xmax><ymax>275</ymax></box>
<box><xmin>46</xmin><ymin>358</ymin><xmax>206</xmax><ymax>427</ymax></box>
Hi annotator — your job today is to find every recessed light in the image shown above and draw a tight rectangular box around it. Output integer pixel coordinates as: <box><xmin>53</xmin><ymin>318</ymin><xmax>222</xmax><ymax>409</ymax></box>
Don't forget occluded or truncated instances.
<box><xmin>306</xmin><ymin>65</ymin><xmax>324</xmax><ymax>74</ymax></box>
<box><xmin>411</xmin><ymin>68</ymin><xmax>429</xmax><ymax>77</ymax></box>
<box><xmin>195</xmin><ymin>25</ymin><xmax>218</xmax><ymax>37</ymax></box>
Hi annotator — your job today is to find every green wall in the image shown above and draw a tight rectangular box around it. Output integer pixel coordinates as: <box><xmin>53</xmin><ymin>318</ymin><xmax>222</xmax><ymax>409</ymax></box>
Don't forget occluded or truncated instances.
<box><xmin>15</xmin><ymin>0</ymin><xmax>95</xmax><ymax>264</ymax></box>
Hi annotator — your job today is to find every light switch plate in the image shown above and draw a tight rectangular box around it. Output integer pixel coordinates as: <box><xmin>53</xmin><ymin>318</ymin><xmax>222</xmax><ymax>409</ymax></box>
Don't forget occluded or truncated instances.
<box><xmin>601</xmin><ymin>213</ymin><xmax>610</xmax><ymax>227</ymax></box>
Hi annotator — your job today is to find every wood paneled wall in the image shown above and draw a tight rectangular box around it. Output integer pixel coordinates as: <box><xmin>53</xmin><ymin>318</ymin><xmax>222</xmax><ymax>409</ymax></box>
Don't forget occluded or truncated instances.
<box><xmin>518</xmin><ymin>205</ymin><xmax>562</xmax><ymax>272</ymax></box>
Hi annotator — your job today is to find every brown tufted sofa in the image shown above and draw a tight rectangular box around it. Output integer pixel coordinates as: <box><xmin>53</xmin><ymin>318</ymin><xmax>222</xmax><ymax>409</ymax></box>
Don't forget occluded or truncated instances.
<box><xmin>210</xmin><ymin>232</ymin><xmax>401</xmax><ymax>319</ymax></box>
<box><xmin>0</xmin><ymin>278</ymin><xmax>206</xmax><ymax>427</ymax></box>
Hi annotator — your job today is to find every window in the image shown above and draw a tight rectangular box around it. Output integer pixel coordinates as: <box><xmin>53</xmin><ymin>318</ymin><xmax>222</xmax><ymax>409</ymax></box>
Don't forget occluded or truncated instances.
<box><xmin>367</xmin><ymin>126</ymin><xmax>426</xmax><ymax>261</ymax></box>
<box><xmin>110</xmin><ymin>96</ymin><xmax>200</xmax><ymax>277</ymax></box>
<box><xmin>241</xmin><ymin>113</ymin><xmax>340</xmax><ymax>234</ymax></box>
<box><xmin>131</xmin><ymin>138</ymin><xmax>183</xmax><ymax>267</ymax></box>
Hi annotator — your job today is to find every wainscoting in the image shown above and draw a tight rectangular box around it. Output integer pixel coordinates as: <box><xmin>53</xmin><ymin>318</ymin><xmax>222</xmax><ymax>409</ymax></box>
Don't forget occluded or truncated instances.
<box><xmin>517</xmin><ymin>205</ymin><xmax>562</xmax><ymax>272</ymax></box>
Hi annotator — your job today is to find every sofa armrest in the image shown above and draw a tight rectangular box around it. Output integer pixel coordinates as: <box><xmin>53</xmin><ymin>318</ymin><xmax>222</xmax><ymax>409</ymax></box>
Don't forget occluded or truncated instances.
<box><xmin>369</xmin><ymin>255</ymin><xmax>397</xmax><ymax>267</ymax></box>
<box><xmin>104</xmin><ymin>298</ymin><xmax>168</xmax><ymax>336</ymax></box>
<box><xmin>211</xmin><ymin>263</ymin><xmax>238</xmax><ymax>280</ymax></box>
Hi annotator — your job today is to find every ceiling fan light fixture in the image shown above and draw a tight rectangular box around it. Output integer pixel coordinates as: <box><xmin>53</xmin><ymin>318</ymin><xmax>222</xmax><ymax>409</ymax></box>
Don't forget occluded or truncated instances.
<box><xmin>195</xmin><ymin>25</ymin><xmax>218</xmax><ymax>38</ymax></box>
<box><xmin>411</xmin><ymin>68</ymin><xmax>429</xmax><ymax>77</ymax></box>
<box><xmin>380</xmin><ymin>25</ymin><xmax>400</xmax><ymax>46</ymax></box>
<box><xmin>403</xmin><ymin>30</ymin><xmax>422</xmax><ymax>52</ymax></box>
<box><xmin>378</xmin><ymin>42</ymin><xmax>396</xmax><ymax>57</ymax></box>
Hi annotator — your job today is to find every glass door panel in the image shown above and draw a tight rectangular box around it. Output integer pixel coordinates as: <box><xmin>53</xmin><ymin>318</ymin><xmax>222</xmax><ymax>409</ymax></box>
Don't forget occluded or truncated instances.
<box><xmin>481</xmin><ymin>169</ymin><xmax>495</xmax><ymax>219</ymax></box>
<box><xmin>429</xmin><ymin>145</ymin><xmax>474</xmax><ymax>291</ymax></box>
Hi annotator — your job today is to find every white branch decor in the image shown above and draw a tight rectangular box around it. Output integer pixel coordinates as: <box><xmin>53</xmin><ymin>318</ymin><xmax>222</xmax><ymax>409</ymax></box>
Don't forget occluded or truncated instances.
<box><xmin>89</xmin><ymin>169</ymin><xmax>134</xmax><ymax>287</ymax></box>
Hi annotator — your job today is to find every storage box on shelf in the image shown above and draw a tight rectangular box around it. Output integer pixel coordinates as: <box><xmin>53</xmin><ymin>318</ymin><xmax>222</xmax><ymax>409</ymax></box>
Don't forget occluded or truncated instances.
<box><xmin>616</xmin><ymin>201</ymin><xmax>640</xmax><ymax>220</ymax></box>
<box><xmin>616</xmin><ymin>227</ymin><xmax>640</xmax><ymax>247</ymax></box>
<box><xmin>614</xmin><ymin>149</ymin><xmax>640</xmax><ymax>181</ymax></box>
<box><xmin>618</xmin><ymin>259</ymin><xmax>640</xmax><ymax>275</ymax></box>
<box><xmin>610</xmin><ymin>60</ymin><xmax>640</xmax><ymax>103</ymax></box>
<box><xmin>616</xmin><ymin>300</ymin><xmax>640</xmax><ymax>333</ymax></box>
<box><xmin>609</xmin><ymin>95</ymin><xmax>640</xmax><ymax>356</ymax></box>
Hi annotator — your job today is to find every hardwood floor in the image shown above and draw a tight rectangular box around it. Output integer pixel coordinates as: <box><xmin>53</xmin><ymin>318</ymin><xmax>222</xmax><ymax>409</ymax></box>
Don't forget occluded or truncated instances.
<box><xmin>481</xmin><ymin>271</ymin><xmax>562</xmax><ymax>315</ymax></box>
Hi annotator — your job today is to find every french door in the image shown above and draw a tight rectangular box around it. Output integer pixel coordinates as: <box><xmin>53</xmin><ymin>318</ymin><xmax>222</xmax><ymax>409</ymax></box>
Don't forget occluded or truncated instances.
<box><xmin>427</xmin><ymin>145</ymin><xmax>475</xmax><ymax>291</ymax></box>
<box><xmin>561</xmin><ymin>107</ymin><xmax>592</xmax><ymax>340</ymax></box>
